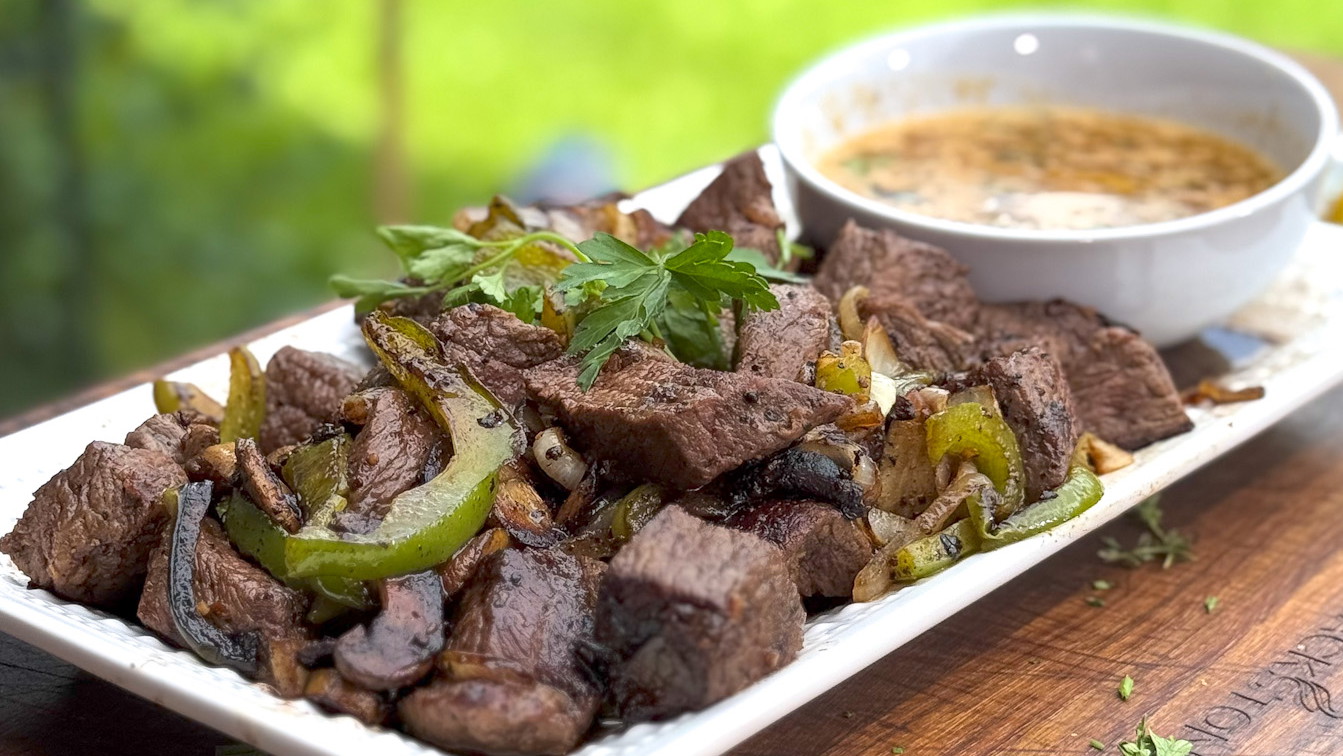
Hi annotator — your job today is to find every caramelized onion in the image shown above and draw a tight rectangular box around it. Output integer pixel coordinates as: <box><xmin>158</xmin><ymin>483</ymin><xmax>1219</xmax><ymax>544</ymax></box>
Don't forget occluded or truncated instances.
<box><xmin>532</xmin><ymin>427</ymin><xmax>587</xmax><ymax>491</ymax></box>
<box><xmin>836</xmin><ymin>286</ymin><xmax>869</xmax><ymax>342</ymax></box>
<box><xmin>861</xmin><ymin>316</ymin><xmax>903</xmax><ymax>378</ymax></box>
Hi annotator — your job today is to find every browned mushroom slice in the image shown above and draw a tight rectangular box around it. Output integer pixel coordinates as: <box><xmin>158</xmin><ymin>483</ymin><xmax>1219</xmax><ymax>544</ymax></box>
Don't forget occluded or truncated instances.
<box><xmin>234</xmin><ymin>438</ymin><xmax>302</xmax><ymax>533</ymax></box>
<box><xmin>334</xmin><ymin>570</ymin><xmax>443</xmax><ymax>690</ymax></box>
<box><xmin>303</xmin><ymin>668</ymin><xmax>390</xmax><ymax>725</ymax></box>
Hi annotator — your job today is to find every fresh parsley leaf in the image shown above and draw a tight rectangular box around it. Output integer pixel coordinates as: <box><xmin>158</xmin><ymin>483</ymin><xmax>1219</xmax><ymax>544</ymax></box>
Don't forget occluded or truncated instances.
<box><xmin>377</xmin><ymin>225</ymin><xmax>478</xmax><ymax>266</ymax></box>
<box><xmin>472</xmin><ymin>268</ymin><xmax>510</xmax><ymax>303</ymax></box>
<box><xmin>1093</xmin><ymin>579</ymin><xmax>1114</xmax><ymax>591</ymax></box>
<box><xmin>561</xmin><ymin>234</ymin><xmax>662</xmax><ymax>291</ymax></box>
<box><xmin>333</xmin><ymin>223</ymin><xmax>588</xmax><ymax>321</ymax></box>
<box><xmin>663</xmin><ymin>231</ymin><xmax>778</xmax><ymax>309</ymax></box>
<box><xmin>1099</xmin><ymin>496</ymin><xmax>1193</xmax><ymax>569</ymax></box>
<box><xmin>406</xmin><ymin>243</ymin><xmax>476</xmax><ymax>282</ymax></box>
<box><xmin>658</xmin><ymin>289</ymin><xmax>729</xmax><ymax>370</ymax></box>
<box><xmin>441</xmin><ymin>281</ymin><xmax>480</xmax><ymax>309</ymax></box>
<box><xmin>1118</xmin><ymin>675</ymin><xmax>1134</xmax><ymax>701</ymax></box>
<box><xmin>329</xmin><ymin>276</ymin><xmax>436</xmax><ymax>316</ymax></box>
<box><xmin>774</xmin><ymin>226</ymin><xmax>815</xmax><ymax>268</ymax></box>
<box><xmin>1087</xmin><ymin>596</ymin><xmax>1107</xmax><ymax>608</ymax></box>
<box><xmin>1150</xmin><ymin>732</ymin><xmax>1193</xmax><ymax>756</ymax></box>
<box><xmin>1204</xmin><ymin>596</ymin><xmax>1219</xmax><ymax>613</ymax></box>
<box><xmin>727</xmin><ymin>245</ymin><xmax>808</xmax><ymax>284</ymax></box>
<box><xmin>569</xmin><ymin>286</ymin><xmax>667</xmax><ymax>389</ymax></box>
<box><xmin>1118</xmin><ymin>718</ymin><xmax>1190</xmax><ymax>756</ymax></box>
<box><xmin>557</xmin><ymin>231</ymin><xmax>779</xmax><ymax>388</ymax></box>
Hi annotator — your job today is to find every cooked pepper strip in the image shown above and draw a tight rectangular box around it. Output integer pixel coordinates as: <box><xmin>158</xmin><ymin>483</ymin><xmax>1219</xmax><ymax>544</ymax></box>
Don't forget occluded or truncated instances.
<box><xmin>280</xmin><ymin>434</ymin><xmax>351</xmax><ymax>527</ymax></box>
<box><xmin>282</xmin><ymin>311</ymin><xmax>518</xmax><ymax>580</ymax></box>
<box><xmin>983</xmin><ymin>463</ymin><xmax>1104</xmax><ymax>549</ymax></box>
<box><xmin>610</xmin><ymin>484</ymin><xmax>665</xmax><ymax>542</ymax></box>
<box><xmin>925</xmin><ymin>401</ymin><xmax>1025</xmax><ymax>519</ymax></box>
<box><xmin>218</xmin><ymin>492</ymin><xmax>372</xmax><ymax>610</ymax></box>
<box><xmin>152</xmin><ymin>380</ymin><xmax>225</xmax><ymax>423</ymax></box>
<box><xmin>892</xmin><ymin>517</ymin><xmax>981</xmax><ymax>582</ymax></box>
<box><xmin>815</xmin><ymin>341</ymin><xmax>872</xmax><ymax>401</ymax></box>
<box><xmin>169</xmin><ymin>481</ymin><xmax>260</xmax><ymax>674</ymax></box>
<box><xmin>219</xmin><ymin>347</ymin><xmax>266</xmax><ymax>443</ymax></box>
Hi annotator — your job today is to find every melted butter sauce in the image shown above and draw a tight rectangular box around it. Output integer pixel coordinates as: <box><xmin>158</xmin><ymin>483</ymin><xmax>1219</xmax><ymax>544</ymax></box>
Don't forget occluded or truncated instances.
<box><xmin>819</xmin><ymin>105</ymin><xmax>1282</xmax><ymax>230</ymax></box>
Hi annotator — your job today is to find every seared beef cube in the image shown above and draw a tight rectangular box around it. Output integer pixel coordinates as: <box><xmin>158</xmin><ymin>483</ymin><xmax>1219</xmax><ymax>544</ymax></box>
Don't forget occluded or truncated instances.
<box><xmin>0</xmin><ymin>442</ymin><xmax>185</xmax><ymax>607</ymax></box>
<box><xmin>734</xmin><ymin>284</ymin><xmax>837</xmax><ymax>382</ymax></box>
<box><xmin>341</xmin><ymin>387</ymin><xmax>441</xmax><ymax>523</ymax></box>
<box><xmin>976</xmin><ymin>347</ymin><xmax>1080</xmax><ymax>501</ymax></box>
<box><xmin>814</xmin><ymin>220</ymin><xmax>980</xmax><ymax>329</ymax></box>
<box><xmin>976</xmin><ymin>301</ymin><xmax>1192</xmax><ymax>449</ymax></box>
<box><xmin>676</xmin><ymin>152</ymin><xmax>786</xmax><ymax>263</ymax></box>
<box><xmin>429</xmin><ymin>304</ymin><xmax>565</xmax><ymax>407</ymax></box>
<box><xmin>259</xmin><ymin>346</ymin><xmax>362</xmax><ymax>453</ymax></box>
<box><xmin>727</xmin><ymin>500</ymin><xmax>872</xmax><ymax>598</ymax></box>
<box><xmin>399</xmin><ymin>549</ymin><xmax>605</xmax><ymax>756</ymax></box>
<box><xmin>125</xmin><ymin>411</ymin><xmax>216</xmax><ymax>465</ymax></box>
<box><xmin>137</xmin><ymin>518</ymin><xmax>310</xmax><ymax>647</ymax></box>
<box><xmin>860</xmin><ymin>294</ymin><xmax>979</xmax><ymax>373</ymax></box>
<box><xmin>597</xmin><ymin>507</ymin><xmax>804</xmax><ymax>721</ymax></box>
<box><xmin>525</xmin><ymin>355</ymin><xmax>852</xmax><ymax>489</ymax></box>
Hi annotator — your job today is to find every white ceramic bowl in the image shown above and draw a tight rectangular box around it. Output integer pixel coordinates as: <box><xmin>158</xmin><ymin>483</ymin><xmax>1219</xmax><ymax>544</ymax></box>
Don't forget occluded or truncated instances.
<box><xmin>773</xmin><ymin>15</ymin><xmax>1342</xmax><ymax>346</ymax></box>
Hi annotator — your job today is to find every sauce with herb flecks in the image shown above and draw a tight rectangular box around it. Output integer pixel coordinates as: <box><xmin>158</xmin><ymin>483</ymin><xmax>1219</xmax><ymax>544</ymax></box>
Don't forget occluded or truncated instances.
<box><xmin>818</xmin><ymin>106</ymin><xmax>1281</xmax><ymax>230</ymax></box>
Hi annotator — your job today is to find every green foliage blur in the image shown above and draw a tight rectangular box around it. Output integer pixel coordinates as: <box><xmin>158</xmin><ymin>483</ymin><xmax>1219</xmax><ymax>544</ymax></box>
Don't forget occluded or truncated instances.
<box><xmin>1</xmin><ymin>0</ymin><xmax>1339</xmax><ymax>418</ymax></box>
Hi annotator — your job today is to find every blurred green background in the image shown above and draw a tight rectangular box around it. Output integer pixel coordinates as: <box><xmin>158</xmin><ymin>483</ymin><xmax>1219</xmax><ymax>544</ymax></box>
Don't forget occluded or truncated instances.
<box><xmin>1</xmin><ymin>0</ymin><xmax>1340</xmax><ymax>418</ymax></box>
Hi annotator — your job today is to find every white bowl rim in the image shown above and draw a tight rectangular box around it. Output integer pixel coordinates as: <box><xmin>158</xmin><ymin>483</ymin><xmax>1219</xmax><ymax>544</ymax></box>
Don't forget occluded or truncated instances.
<box><xmin>771</xmin><ymin>12</ymin><xmax>1341</xmax><ymax>244</ymax></box>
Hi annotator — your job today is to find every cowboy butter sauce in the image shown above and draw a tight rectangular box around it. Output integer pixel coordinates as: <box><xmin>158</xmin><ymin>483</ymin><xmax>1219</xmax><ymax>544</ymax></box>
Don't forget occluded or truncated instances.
<box><xmin>819</xmin><ymin>105</ymin><xmax>1281</xmax><ymax>230</ymax></box>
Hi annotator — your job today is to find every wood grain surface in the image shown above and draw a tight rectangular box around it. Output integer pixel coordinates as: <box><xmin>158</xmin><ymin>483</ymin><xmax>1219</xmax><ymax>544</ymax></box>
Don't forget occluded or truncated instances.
<box><xmin>0</xmin><ymin>50</ymin><xmax>1340</xmax><ymax>756</ymax></box>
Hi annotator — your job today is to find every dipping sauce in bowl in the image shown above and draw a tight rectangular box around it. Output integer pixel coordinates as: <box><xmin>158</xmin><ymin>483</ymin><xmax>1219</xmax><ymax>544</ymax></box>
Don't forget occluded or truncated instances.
<box><xmin>817</xmin><ymin>105</ymin><xmax>1282</xmax><ymax>230</ymax></box>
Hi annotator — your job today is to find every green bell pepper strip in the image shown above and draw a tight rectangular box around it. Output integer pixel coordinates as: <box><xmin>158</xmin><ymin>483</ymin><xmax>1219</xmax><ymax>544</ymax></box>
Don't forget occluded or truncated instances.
<box><xmin>219</xmin><ymin>347</ymin><xmax>266</xmax><ymax>443</ymax></box>
<box><xmin>152</xmin><ymin>380</ymin><xmax>225</xmax><ymax>423</ymax></box>
<box><xmin>281</xmin><ymin>311</ymin><xmax>518</xmax><ymax>580</ymax></box>
<box><xmin>217</xmin><ymin>492</ymin><xmax>371</xmax><ymax>610</ymax></box>
<box><xmin>982</xmin><ymin>463</ymin><xmax>1104</xmax><ymax>550</ymax></box>
<box><xmin>280</xmin><ymin>434</ymin><xmax>351</xmax><ymax>527</ymax></box>
<box><xmin>610</xmin><ymin>484</ymin><xmax>665</xmax><ymax>543</ymax></box>
<box><xmin>814</xmin><ymin>341</ymin><xmax>872</xmax><ymax>401</ymax></box>
<box><xmin>925</xmin><ymin>401</ymin><xmax>1026</xmax><ymax>521</ymax></box>
<box><xmin>892</xmin><ymin>517</ymin><xmax>981</xmax><ymax>582</ymax></box>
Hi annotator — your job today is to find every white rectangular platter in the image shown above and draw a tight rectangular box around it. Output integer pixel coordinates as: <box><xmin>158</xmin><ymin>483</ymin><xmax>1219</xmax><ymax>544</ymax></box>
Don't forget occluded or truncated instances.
<box><xmin>2</xmin><ymin>146</ymin><xmax>1343</xmax><ymax>756</ymax></box>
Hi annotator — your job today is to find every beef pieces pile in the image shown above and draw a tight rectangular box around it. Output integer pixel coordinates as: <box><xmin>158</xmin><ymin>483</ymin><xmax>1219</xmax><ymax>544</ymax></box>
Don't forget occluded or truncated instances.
<box><xmin>0</xmin><ymin>150</ymin><xmax>1194</xmax><ymax>756</ymax></box>
<box><xmin>822</xmin><ymin>218</ymin><xmax>1192</xmax><ymax>452</ymax></box>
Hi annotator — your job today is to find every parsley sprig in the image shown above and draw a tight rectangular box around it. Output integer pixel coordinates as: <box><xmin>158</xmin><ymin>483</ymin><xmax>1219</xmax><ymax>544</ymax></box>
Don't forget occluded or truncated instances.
<box><xmin>557</xmin><ymin>230</ymin><xmax>779</xmax><ymax>388</ymax></box>
<box><xmin>1117</xmin><ymin>717</ymin><xmax>1192</xmax><ymax>756</ymax></box>
<box><xmin>330</xmin><ymin>225</ymin><xmax>589</xmax><ymax>317</ymax></box>
<box><xmin>1099</xmin><ymin>497</ymin><xmax>1193</xmax><ymax>569</ymax></box>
